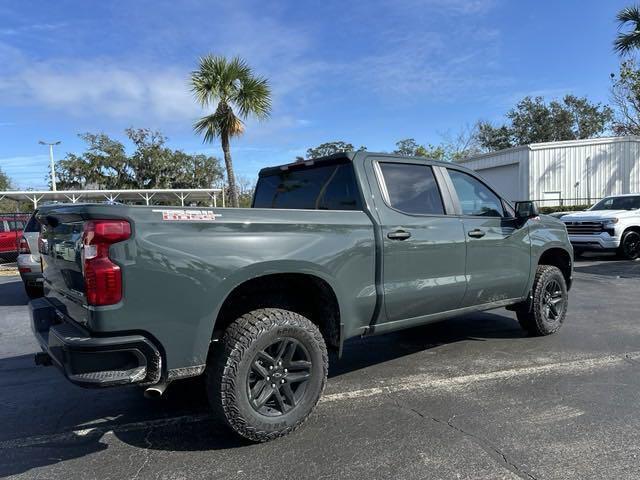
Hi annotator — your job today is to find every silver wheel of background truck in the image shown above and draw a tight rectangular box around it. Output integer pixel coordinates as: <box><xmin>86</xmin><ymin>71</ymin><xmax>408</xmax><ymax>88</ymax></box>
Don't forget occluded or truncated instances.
<box><xmin>206</xmin><ymin>308</ymin><xmax>328</xmax><ymax>442</ymax></box>
<box><xmin>516</xmin><ymin>265</ymin><xmax>568</xmax><ymax>336</ymax></box>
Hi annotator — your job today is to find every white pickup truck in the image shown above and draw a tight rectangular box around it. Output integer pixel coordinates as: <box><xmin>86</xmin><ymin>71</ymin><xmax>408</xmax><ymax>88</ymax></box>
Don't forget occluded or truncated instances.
<box><xmin>561</xmin><ymin>194</ymin><xmax>640</xmax><ymax>259</ymax></box>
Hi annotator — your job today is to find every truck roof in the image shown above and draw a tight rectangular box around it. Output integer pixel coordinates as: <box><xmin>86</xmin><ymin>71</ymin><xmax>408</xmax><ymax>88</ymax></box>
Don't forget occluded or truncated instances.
<box><xmin>258</xmin><ymin>151</ymin><xmax>473</xmax><ymax>177</ymax></box>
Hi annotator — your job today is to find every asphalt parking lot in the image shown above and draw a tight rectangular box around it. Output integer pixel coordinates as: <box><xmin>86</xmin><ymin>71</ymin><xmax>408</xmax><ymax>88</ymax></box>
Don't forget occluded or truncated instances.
<box><xmin>1</xmin><ymin>255</ymin><xmax>640</xmax><ymax>480</ymax></box>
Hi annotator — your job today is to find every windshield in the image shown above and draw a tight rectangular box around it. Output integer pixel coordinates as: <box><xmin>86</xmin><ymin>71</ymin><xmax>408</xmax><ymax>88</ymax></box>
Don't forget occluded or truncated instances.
<box><xmin>590</xmin><ymin>196</ymin><xmax>640</xmax><ymax>211</ymax></box>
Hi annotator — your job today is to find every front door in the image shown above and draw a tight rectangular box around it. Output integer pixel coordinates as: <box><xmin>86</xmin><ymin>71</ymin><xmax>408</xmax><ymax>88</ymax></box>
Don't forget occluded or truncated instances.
<box><xmin>370</xmin><ymin>159</ymin><xmax>467</xmax><ymax>323</ymax></box>
<box><xmin>446</xmin><ymin>168</ymin><xmax>531</xmax><ymax>307</ymax></box>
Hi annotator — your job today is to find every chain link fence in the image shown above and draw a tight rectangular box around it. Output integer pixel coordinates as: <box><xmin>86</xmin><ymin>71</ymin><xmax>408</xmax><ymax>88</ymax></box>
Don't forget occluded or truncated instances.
<box><xmin>0</xmin><ymin>213</ymin><xmax>32</xmax><ymax>268</ymax></box>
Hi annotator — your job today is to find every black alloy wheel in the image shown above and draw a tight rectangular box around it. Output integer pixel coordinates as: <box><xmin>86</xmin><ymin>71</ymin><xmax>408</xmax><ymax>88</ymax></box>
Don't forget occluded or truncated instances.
<box><xmin>541</xmin><ymin>278</ymin><xmax>566</xmax><ymax>323</ymax></box>
<box><xmin>247</xmin><ymin>337</ymin><xmax>313</xmax><ymax>416</ymax></box>
<box><xmin>620</xmin><ymin>231</ymin><xmax>640</xmax><ymax>260</ymax></box>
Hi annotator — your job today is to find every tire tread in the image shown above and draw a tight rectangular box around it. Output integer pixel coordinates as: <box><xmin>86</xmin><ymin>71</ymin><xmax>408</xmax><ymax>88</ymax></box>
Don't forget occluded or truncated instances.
<box><xmin>207</xmin><ymin>308</ymin><xmax>328</xmax><ymax>442</ymax></box>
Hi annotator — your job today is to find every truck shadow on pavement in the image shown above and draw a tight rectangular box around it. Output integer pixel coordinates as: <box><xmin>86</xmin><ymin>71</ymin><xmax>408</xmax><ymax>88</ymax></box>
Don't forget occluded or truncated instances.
<box><xmin>0</xmin><ymin>309</ymin><xmax>531</xmax><ymax>477</ymax></box>
<box><xmin>0</xmin><ymin>277</ymin><xmax>28</xmax><ymax>306</ymax></box>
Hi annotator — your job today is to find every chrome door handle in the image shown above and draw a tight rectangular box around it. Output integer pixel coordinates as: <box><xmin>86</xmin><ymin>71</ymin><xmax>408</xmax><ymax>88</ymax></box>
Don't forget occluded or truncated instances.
<box><xmin>468</xmin><ymin>229</ymin><xmax>486</xmax><ymax>238</ymax></box>
<box><xmin>387</xmin><ymin>230</ymin><xmax>411</xmax><ymax>240</ymax></box>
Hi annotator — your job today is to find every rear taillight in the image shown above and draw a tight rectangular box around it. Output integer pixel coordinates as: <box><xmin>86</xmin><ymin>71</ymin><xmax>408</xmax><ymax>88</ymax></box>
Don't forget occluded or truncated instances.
<box><xmin>82</xmin><ymin>220</ymin><xmax>131</xmax><ymax>306</ymax></box>
<box><xmin>18</xmin><ymin>236</ymin><xmax>30</xmax><ymax>254</ymax></box>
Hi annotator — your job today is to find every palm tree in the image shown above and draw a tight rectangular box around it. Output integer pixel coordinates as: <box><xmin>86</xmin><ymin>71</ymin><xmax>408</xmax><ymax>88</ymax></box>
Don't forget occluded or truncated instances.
<box><xmin>191</xmin><ymin>55</ymin><xmax>271</xmax><ymax>207</ymax></box>
<box><xmin>615</xmin><ymin>5</ymin><xmax>640</xmax><ymax>55</ymax></box>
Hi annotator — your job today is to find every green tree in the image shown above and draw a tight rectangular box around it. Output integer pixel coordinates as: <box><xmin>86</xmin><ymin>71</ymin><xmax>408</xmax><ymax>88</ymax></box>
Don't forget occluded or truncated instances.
<box><xmin>191</xmin><ymin>55</ymin><xmax>271</xmax><ymax>207</ymax></box>
<box><xmin>305</xmin><ymin>141</ymin><xmax>366</xmax><ymax>159</ymax></box>
<box><xmin>55</xmin><ymin>129</ymin><xmax>223</xmax><ymax>190</ymax></box>
<box><xmin>0</xmin><ymin>167</ymin><xmax>10</xmax><ymax>190</ymax></box>
<box><xmin>614</xmin><ymin>5</ymin><xmax>640</xmax><ymax>55</ymax></box>
<box><xmin>476</xmin><ymin>96</ymin><xmax>613</xmax><ymax>151</ymax></box>
<box><xmin>611</xmin><ymin>60</ymin><xmax>640</xmax><ymax>135</ymax></box>
<box><xmin>393</xmin><ymin>138</ymin><xmax>445</xmax><ymax>160</ymax></box>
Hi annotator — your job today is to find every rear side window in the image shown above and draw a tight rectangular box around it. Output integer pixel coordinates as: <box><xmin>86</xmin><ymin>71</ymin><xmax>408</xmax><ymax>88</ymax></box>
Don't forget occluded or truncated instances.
<box><xmin>253</xmin><ymin>161</ymin><xmax>362</xmax><ymax>210</ymax></box>
<box><xmin>448</xmin><ymin>169</ymin><xmax>504</xmax><ymax>217</ymax></box>
<box><xmin>379</xmin><ymin>162</ymin><xmax>444</xmax><ymax>215</ymax></box>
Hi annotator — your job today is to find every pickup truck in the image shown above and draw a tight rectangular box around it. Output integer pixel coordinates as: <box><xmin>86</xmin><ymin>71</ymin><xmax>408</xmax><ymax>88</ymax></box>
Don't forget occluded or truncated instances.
<box><xmin>31</xmin><ymin>152</ymin><xmax>573</xmax><ymax>442</ymax></box>
<box><xmin>560</xmin><ymin>194</ymin><xmax>640</xmax><ymax>259</ymax></box>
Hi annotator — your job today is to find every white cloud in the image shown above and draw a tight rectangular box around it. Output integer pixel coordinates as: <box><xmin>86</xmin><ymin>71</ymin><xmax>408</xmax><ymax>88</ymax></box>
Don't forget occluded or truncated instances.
<box><xmin>0</xmin><ymin>22</ymin><xmax>67</xmax><ymax>36</ymax></box>
<box><xmin>0</xmin><ymin>57</ymin><xmax>200</xmax><ymax>122</ymax></box>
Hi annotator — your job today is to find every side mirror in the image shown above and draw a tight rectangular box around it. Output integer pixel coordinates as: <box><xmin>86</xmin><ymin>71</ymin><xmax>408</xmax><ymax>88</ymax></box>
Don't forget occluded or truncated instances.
<box><xmin>514</xmin><ymin>201</ymin><xmax>539</xmax><ymax>220</ymax></box>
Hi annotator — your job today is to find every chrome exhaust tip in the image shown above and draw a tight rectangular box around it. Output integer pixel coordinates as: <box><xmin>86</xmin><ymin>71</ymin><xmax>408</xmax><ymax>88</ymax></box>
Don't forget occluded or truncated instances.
<box><xmin>144</xmin><ymin>383</ymin><xmax>168</xmax><ymax>399</ymax></box>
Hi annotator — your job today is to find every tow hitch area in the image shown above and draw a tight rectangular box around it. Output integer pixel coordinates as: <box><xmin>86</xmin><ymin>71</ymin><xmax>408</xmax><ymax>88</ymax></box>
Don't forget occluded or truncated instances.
<box><xmin>29</xmin><ymin>298</ymin><xmax>162</xmax><ymax>387</ymax></box>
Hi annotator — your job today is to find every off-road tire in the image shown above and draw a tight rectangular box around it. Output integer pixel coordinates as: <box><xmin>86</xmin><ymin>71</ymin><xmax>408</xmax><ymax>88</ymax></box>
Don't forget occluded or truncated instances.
<box><xmin>618</xmin><ymin>230</ymin><xmax>640</xmax><ymax>260</ymax></box>
<box><xmin>206</xmin><ymin>308</ymin><xmax>328</xmax><ymax>442</ymax></box>
<box><xmin>516</xmin><ymin>265</ymin><xmax>568</xmax><ymax>336</ymax></box>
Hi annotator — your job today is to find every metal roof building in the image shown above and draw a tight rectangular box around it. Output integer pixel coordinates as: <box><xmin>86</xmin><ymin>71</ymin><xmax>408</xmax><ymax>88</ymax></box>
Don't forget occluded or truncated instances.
<box><xmin>458</xmin><ymin>136</ymin><xmax>640</xmax><ymax>206</ymax></box>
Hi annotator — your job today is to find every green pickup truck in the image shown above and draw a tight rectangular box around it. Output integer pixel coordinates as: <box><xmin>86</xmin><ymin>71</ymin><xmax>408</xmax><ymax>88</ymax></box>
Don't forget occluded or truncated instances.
<box><xmin>31</xmin><ymin>152</ymin><xmax>572</xmax><ymax>442</ymax></box>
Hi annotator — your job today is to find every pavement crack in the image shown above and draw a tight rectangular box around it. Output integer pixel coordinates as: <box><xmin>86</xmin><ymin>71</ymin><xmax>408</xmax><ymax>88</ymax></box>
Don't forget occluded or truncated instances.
<box><xmin>400</xmin><ymin>402</ymin><xmax>539</xmax><ymax>480</ymax></box>
<box><xmin>130</xmin><ymin>426</ymin><xmax>154</xmax><ymax>480</ymax></box>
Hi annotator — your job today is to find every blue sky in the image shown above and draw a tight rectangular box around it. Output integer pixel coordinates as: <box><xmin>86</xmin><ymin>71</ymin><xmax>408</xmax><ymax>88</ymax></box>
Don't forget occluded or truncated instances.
<box><xmin>0</xmin><ymin>0</ymin><xmax>631</xmax><ymax>189</ymax></box>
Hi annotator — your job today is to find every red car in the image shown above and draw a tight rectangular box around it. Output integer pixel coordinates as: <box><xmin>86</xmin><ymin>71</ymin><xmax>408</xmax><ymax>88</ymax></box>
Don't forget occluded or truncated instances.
<box><xmin>0</xmin><ymin>216</ymin><xmax>26</xmax><ymax>262</ymax></box>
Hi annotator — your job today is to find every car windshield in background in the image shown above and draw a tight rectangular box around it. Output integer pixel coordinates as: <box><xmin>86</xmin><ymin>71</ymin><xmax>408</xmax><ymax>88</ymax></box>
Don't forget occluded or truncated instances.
<box><xmin>591</xmin><ymin>196</ymin><xmax>640</xmax><ymax>210</ymax></box>
<box><xmin>253</xmin><ymin>161</ymin><xmax>362</xmax><ymax>210</ymax></box>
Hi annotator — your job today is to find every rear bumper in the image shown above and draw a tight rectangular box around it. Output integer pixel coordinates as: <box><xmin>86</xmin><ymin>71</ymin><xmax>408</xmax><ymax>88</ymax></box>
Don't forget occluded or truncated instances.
<box><xmin>17</xmin><ymin>254</ymin><xmax>42</xmax><ymax>284</ymax></box>
<box><xmin>30</xmin><ymin>298</ymin><xmax>162</xmax><ymax>388</ymax></box>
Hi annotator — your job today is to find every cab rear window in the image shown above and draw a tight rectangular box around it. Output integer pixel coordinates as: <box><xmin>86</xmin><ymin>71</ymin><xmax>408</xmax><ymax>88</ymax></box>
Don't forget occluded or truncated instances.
<box><xmin>253</xmin><ymin>161</ymin><xmax>362</xmax><ymax>210</ymax></box>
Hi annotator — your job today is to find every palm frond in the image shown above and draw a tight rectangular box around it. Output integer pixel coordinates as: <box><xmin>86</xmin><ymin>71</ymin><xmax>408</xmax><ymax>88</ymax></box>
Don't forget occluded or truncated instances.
<box><xmin>233</xmin><ymin>75</ymin><xmax>272</xmax><ymax>119</ymax></box>
<box><xmin>617</xmin><ymin>5</ymin><xmax>640</xmax><ymax>24</ymax></box>
<box><xmin>193</xmin><ymin>102</ymin><xmax>244</xmax><ymax>143</ymax></box>
<box><xmin>615</xmin><ymin>5</ymin><xmax>640</xmax><ymax>55</ymax></box>
<box><xmin>192</xmin><ymin>54</ymin><xmax>269</xmax><ymax>142</ymax></box>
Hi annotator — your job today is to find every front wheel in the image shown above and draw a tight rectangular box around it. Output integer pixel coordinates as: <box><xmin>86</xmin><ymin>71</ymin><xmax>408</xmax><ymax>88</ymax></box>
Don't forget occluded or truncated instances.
<box><xmin>206</xmin><ymin>308</ymin><xmax>328</xmax><ymax>442</ymax></box>
<box><xmin>516</xmin><ymin>265</ymin><xmax>568</xmax><ymax>336</ymax></box>
<box><xmin>618</xmin><ymin>230</ymin><xmax>640</xmax><ymax>260</ymax></box>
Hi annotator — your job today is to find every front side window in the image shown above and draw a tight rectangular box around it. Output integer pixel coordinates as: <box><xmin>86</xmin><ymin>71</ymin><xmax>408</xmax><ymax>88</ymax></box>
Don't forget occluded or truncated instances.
<box><xmin>379</xmin><ymin>162</ymin><xmax>444</xmax><ymax>215</ymax></box>
<box><xmin>448</xmin><ymin>170</ymin><xmax>504</xmax><ymax>217</ymax></box>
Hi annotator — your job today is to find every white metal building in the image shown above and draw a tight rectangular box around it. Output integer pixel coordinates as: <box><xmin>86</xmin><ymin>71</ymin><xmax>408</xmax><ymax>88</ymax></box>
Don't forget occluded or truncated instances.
<box><xmin>458</xmin><ymin>136</ymin><xmax>640</xmax><ymax>206</ymax></box>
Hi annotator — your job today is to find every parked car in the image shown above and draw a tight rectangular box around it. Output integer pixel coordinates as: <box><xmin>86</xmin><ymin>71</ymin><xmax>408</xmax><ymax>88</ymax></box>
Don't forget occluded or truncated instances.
<box><xmin>30</xmin><ymin>152</ymin><xmax>573</xmax><ymax>442</ymax></box>
<box><xmin>17</xmin><ymin>211</ymin><xmax>43</xmax><ymax>298</ymax></box>
<box><xmin>0</xmin><ymin>216</ymin><xmax>25</xmax><ymax>263</ymax></box>
<box><xmin>561</xmin><ymin>194</ymin><xmax>640</xmax><ymax>259</ymax></box>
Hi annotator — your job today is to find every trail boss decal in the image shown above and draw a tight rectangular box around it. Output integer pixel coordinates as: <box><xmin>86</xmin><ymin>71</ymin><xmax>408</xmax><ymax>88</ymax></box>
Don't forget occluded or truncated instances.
<box><xmin>152</xmin><ymin>209</ymin><xmax>222</xmax><ymax>221</ymax></box>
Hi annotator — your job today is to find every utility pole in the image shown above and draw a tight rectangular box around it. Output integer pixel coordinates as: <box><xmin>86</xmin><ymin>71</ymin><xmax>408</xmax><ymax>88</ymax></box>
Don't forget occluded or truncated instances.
<box><xmin>39</xmin><ymin>140</ymin><xmax>61</xmax><ymax>191</ymax></box>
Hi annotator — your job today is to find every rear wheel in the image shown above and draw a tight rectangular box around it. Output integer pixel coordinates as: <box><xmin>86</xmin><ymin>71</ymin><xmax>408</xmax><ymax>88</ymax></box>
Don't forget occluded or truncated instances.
<box><xmin>618</xmin><ymin>230</ymin><xmax>640</xmax><ymax>260</ymax></box>
<box><xmin>206</xmin><ymin>308</ymin><xmax>328</xmax><ymax>442</ymax></box>
<box><xmin>516</xmin><ymin>265</ymin><xmax>568</xmax><ymax>336</ymax></box>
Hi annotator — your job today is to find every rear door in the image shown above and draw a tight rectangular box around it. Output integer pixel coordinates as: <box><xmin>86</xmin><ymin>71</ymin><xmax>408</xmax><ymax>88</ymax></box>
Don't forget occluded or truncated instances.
<box><xmin>444</xmin><ymin>168</ymin><xmax>531</xmax><ymax>307</ymax></box>
<box><xmin>367</xmin><ymin>158</ymin><xmax>467</xmax><ymax>323</ymax></box>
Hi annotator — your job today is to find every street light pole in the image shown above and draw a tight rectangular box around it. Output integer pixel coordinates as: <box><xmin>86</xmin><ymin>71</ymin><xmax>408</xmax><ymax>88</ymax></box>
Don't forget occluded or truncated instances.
<box><xmin>39</xmin><ymin>140</ymin><xmax>61</xmax><ymax>191</ymax></box>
